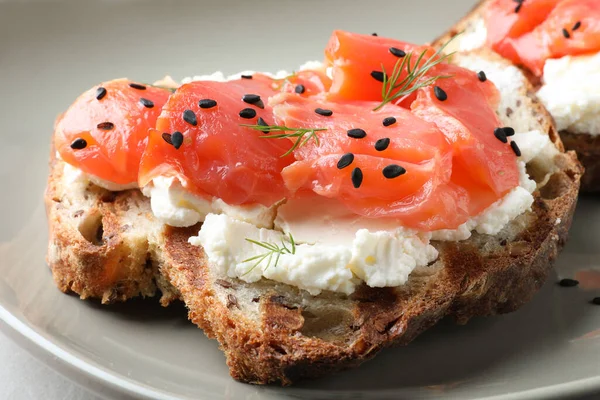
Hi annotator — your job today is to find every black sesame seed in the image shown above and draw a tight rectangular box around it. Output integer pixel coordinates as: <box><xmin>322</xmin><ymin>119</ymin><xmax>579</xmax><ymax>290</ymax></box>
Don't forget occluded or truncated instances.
<box><xmin>243</xmin><ymin>94</ymin><xmax>261</xmax><ymax>105</ymax></box>
<box><xmin>382</xmin><ymin>117</ymin><xmax>397</xmax><ymax>127</ymax></box>
<box><xmin>171</xmin><ymin>131</ymin><xmax>184</xmax><ymax>149</ymax></box>
<box><xmin>591</xmin><ymin>297</ymin><xmax>600</xmax><ymax>305</ymax></box>
<box><xmin>558</xmin><ymin>278</ymin><xmax>579</xmax><ymax>287</ymax></box>
<box><xmin>70</xmin><ymin>138</ymin><xmax>87</xmax><ymax>150</ymax></box>
<box><xmin>129</xmin><ymin>83</ymin><xmax>146</xmax><ymax>90</ymax></box>
<box><xmin>573</xmin><ymin>21</ymin><xmax>581</xmax><ymax>31</ymax></box>
<box><xmin>183</xmin><ymin>109</ymin><xmax>197</xmax><ymax>126</ymax></box>
<box><xmin>477</xmin><ymin>71</ymin><xmax>487</xmax><ymax>82</ymax></box>
<box><xmin>372</xmin><ymin>33</ymin><xmax>378</xmax><ymax>36</ymax></box>
<box><xmin>96</xmin><ymin>87</ymin><xmax>107</xmax><ymax>100</ymax></box>
<box><xmin>351</xmin><ymin>167</ymin><xmax>363</xmax><ymax>188</ymax></box>
<box><xmin>375</xmin><ymin>138</ymin><xmax>390</xmax><ymax>151</ymax></box>
<box><xmin>503</xmin><ymin>127</ymin><xmax>515</xmax><ymax>136</ymax></box>
<box><xmin>514</xmin><ymin>2</ymin><xmax>522</xmax><ymax>13</ymax></box>
<box><xmin>161</xmin><ymin>132</ymin><xmax>173</xmax><ymax>145</ymax></box>
<box><xmin>347</xmin><ymin>128</ymin><xmax>367</xmax><ymax>139</ymax></box>
<box><xmin>139</xmin><ymin>98</ymin><xmax>154</xmax><ymax>108</ymax></box>
<box><xmin>257</xmin><ymin>117</ymin><xmax>269</xmax><ymax>133</ymax></box>
<box><xmin>434</xmin><ymin>86</ymin><xmax>448</xmax><ymax>101</ymax></box>
<box><xmin>389</xmin><ymin>47</ymin><xmax>406</xmax><ymax>58</ymax></box>
<box><xmin>239</xmin><ymin>108</ymin><xmax>257</xmax><ymax>119</ymax></box>
<box><xmin>97</xmin><ymin>122</ymin><xmax>114</xmax><ymax>130</ymax></box>
<box><xmin>315</xmin><ymin>108</ymin><xmax>333</xmax><ymax>117</ymax></box>
<box><xmin>494</xmin><ymin>127</ymin><xmax>508</xmax><ymax>143</ymax></box>
<box><xmin>295</xmin><ymin>84</ymin><xmax>306</xmax><ymax>94</ymax></box>
<box><xmin>370</xmin><ymin>71</ymin><xmax>385</xmax><ymax>82</ymax></box>
<box><xmin>382</xmin><ymin>164</ymin><xmax>406</xmax><ymax>179</ymax></box>
<box><xmin>510</xmin><ymin>141</ymin><xmax>521</xmax><ymax>157</ymax></box>
<box><xmin>562</xmin><ymin>28</ymin><xmax>570</xmax><ymax>39</ymax></box>
<box><xmin>199</xmin><ymin>99</ymin><xmax>217</xmax><ymax>109</ymax></box>
<box><xmin>241</xmin><ymin>74</ymin><xmax>253</xmax><ymax>79</ymax></box>
<box><xmin>337</xmin><ymin>153</ymin><xmax>354</xmax><ymax>169</ymax></box>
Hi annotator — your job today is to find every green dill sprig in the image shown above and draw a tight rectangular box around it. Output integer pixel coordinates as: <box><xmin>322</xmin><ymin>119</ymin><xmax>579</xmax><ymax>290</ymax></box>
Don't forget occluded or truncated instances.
<box><xmin>242</xmin><ymin>233</ymin><xmax>296</xmax><ymax>275</ymax></box>
<box><xmin>373</xmin><ymin>35</ymin><xmax>459</xmax><ymax>111</ymax></box>
<box><xmin>240</xmin><ymin>124</ymin><xmax>326</xmax><ymax>157</ymax></box>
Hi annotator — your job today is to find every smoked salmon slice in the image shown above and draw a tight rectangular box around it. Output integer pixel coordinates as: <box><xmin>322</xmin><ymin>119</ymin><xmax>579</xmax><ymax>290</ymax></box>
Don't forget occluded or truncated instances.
<box><xmin>325</xmin><ymin>30</ymin><xmax>437</xmax><ymax>106</ymax></box>
<box><xmin>271</xmin><ymin>94</ymin><xmax>467</xmax><ymax>230</ymax></box>
<box><xmin>271</xmin><ymin>61</ymin><xmax>518</xmax><ymax>231</ymax></box>
<box><xmin>54</xmin><ymin>79</ymin><xmax>171</xmax><ymax>186</ymax></box>
<box><xmin>486</xmin><ymin>0</ymin><xmax>600</xmax><ymax>76</ymax></box>
<box><xmin>412</xmin><ymin>63</ymin><xmax>518</xmax><ymax>216</ymax></box>
<box><xmin>138</xmin><ymin>78</ymin><xmax>295</xmax><ymax>206</ymax></box>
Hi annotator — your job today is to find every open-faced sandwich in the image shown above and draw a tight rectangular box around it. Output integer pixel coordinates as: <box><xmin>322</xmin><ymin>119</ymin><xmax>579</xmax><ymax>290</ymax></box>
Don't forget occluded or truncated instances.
<box><xmin>45</xmin><ymin>30</ymin><xmax>582</xmax><ymax>384</ymax></box>
<box><xmin>436</xmin><ymin>0</ymin><xmax>600</xmax><ymax>191</ymax></box>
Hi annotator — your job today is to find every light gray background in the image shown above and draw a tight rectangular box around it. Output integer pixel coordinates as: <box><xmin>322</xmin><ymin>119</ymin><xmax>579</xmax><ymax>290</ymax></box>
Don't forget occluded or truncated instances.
<box><xmin>0</xmin><ymin>333</ymin><xmax>103</xmax><ymax>399</ymax></box>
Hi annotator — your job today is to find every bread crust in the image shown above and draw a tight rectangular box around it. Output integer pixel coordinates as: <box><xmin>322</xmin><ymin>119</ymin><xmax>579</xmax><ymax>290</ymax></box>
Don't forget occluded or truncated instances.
<box><xmin>45</xmin><ymin>152</ymin><xmax>179</xmax><ymax>305</ymax></box>
<box><xmin>559</xmin><ymin>131</ymin><xmax>600</xmax><ymax>192</ymax></box>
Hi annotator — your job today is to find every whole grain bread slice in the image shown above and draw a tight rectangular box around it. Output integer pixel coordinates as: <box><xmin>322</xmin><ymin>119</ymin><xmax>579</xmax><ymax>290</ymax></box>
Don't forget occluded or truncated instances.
<box><xmin>45</xmin><ymin>50</ymin><xmax>582</xmax><ymax>384</ymax></box>
<box><xmin>157</xmin><ymin>51</ymin><xmax>582</xmax><ymax>384</ymax></box>
<box><xmin>433</xmin><ymin>0</ymin><xmax>598</xmax><ymax>191</ymax></box>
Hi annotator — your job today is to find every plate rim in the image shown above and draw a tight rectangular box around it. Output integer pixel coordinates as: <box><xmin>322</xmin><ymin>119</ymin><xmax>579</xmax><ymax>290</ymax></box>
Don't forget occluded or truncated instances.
<box><xmin>0</xmin><ymin>303</ymin><xmax>180</xmax><ymax>400</ymax></box>
<box><xmin>2</xmin><ymin>301</ymin><xmax>600</xmax><ymax>400</ymax></box>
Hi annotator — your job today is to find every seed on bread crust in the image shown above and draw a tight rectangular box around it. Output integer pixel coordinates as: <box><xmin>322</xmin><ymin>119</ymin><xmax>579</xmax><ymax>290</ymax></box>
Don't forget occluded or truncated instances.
<box><xmin>216</xmin><ymin>279</ymin><xmax>233</xmax><ymax>289</ymax></box>
<box><xmin>227</xmin><ymin>294</ymin><xmax>240</xmax><ymax>309</ymax></box>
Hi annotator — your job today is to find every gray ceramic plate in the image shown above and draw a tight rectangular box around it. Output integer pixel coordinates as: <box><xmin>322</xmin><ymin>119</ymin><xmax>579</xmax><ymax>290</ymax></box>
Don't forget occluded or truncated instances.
<box><xmin>1</xmin><ymin>0</ymin><xmax>600</xmax><ymax>399</ymax></box>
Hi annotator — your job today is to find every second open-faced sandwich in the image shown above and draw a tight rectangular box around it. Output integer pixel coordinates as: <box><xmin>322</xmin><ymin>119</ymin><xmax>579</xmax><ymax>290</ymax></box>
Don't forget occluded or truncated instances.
<box><xmin>436</xmin><ymin>0</ymin><xmax>600</xmax><ymax>191</ymax></box>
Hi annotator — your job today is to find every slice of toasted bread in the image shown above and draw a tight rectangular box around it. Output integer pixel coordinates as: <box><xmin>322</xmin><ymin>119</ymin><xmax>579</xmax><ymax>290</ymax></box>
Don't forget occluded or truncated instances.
<box><xmin>45</xmin><ymin>50</ymin><xmax>582</xmax><ymax>384</ymax></box>
<box><xmin>159</xmin><ymin>52</ymin><xmax>581</xmax><ymax>384</ymax></box>
<box><xmin>433</xmin><ymin>0</ymin><xmax>599</xmax><ymax>192</ymax></box>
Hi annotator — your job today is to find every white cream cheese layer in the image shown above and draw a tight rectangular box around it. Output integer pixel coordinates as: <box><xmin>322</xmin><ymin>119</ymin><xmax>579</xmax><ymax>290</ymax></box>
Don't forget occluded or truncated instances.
<box><xmin>141</xmin><ymin>177</ymin><xmax>278</xmax><ymax>229</ymax></box>
<box><xmin>190</xmin><ymin>213</ymin><xmax>437</xmax><ymax>295</ymax></box>
<box><xmin>62</xmin><ymin>162</ymin><xmax>137</xmax><ymax>192</ymax></box>
<box><xmin>537</xmin><ymin>52</ymin><xmax>600</xmax><ymax>135</ymax></box>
